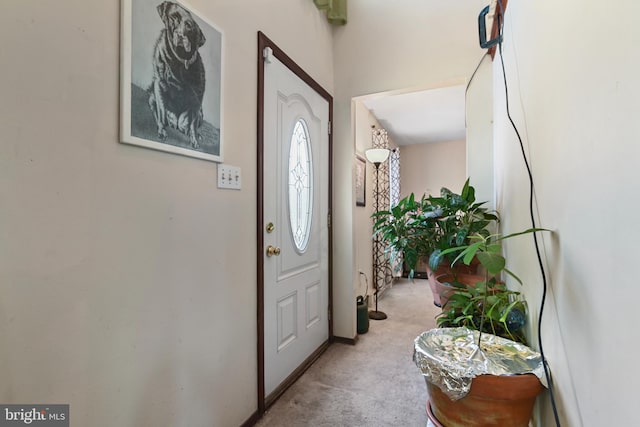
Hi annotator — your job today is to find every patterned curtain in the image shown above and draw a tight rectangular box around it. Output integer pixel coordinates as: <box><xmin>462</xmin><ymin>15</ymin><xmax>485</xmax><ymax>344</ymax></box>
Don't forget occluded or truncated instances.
<box><xmin>388</xmin><ymin>148</ymin><xmax>402</xmax><ymax>277</ymax></box>
<box><xmin>389</xmin><ymin>148</ymin><xmax>400</xmax><ymax>208</ymax></box>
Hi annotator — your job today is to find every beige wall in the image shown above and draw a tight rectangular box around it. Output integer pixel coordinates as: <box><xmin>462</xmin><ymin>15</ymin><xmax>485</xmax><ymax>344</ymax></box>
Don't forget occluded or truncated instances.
<box><xmin>466</xmin><ymin>56</ymin><xmax>494</xmax><ymax>210</ymax></box>
<box><xmin>400</xmin><ymin>141</ymin><xmax>466</xmax><ymax>199</ymax></box>
<box><xmin>353</xmin><ymin>104</ymin><xmax>376</xmax><ymax>304</ymax></box>
<box><xmin>0</xmin><ymin>0</ymin><xmax>332</xmax><ymax>425</ymax></box>
<box><xmin>493</xmin><ymin>0</ymin><xmax>640</xmax><ymax>425</ymax></box>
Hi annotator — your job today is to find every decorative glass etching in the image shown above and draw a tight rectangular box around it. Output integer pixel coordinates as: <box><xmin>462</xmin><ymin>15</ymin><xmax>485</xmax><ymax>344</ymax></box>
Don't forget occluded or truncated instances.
<box><xmin>288</xmin><ymin>119</ymin><xmax>313</xmax><ymax>252</ymax></box>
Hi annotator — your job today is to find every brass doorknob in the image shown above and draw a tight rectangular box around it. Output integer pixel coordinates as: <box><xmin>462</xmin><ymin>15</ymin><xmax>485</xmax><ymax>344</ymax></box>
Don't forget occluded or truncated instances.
<box><xmin>266</xmin><ymin>245</ymin><xmax>281</xmax><ymax>257</ymax></box>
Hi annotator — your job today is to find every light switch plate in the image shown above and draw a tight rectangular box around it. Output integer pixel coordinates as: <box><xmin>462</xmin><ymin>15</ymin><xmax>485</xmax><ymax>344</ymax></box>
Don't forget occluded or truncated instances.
<box><xmin>217</xmin><ymin>164</ymin><xmax>241</xmax><ymax>190</ymax></box>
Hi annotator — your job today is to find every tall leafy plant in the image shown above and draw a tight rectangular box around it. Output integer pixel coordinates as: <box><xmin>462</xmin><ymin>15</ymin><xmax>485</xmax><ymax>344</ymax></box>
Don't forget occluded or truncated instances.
<box><xmin>373</xmin><ymin>193</ymin><xmax>440</xmax><ymax>276</ymax></box>
<box><xmin>372</xmin><ymin>178</ymin><xmax>498</xmax><ymax>278</ymax></box>
<box><xmin>437</xmin><ymin>228</ymin><xmax>547</xmax><ymax>345</ymax></box>
<box><xmin>427</xmin><ymin>179</ymin><xmax>499</xmax><ymax>272</ymax></box>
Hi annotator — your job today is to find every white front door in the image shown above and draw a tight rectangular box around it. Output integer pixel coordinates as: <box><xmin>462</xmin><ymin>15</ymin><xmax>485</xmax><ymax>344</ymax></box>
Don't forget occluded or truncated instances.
<box><xmin>263</xmin><ymin>50</ymin><xmax>330</xmax><ymax>397</ymax></box>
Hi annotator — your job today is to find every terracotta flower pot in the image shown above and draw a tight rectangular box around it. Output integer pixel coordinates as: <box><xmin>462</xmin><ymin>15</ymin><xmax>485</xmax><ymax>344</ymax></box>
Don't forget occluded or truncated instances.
<box><xmin>426</xmin><ymin>373</ymin><xmax>544</xmax><ymax>427</ymax></box>
<box><xmin>426</xmin><ymin>265</ymin><xmax>447</xmax><ymax>307</ymax></box>
<box><xmin>427</xmin><ymin>258</ymin><xmax>481</xmax><ymax>307</ymax></box>
<box><xmin>435</xmin><ymin>273</ymin><xmax>484</xmax><ymax>309</ymax></box>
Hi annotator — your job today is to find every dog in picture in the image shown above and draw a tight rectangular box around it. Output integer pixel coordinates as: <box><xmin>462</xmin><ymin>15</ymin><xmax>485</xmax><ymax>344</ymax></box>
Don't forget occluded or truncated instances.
<box><xmin>149</xmin><ymin>1</ymin><xmax>206</xmax><ymax>148</ymax></box>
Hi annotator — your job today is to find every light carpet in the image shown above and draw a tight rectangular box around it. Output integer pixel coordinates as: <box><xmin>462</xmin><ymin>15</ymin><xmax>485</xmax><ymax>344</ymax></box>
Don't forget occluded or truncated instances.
<box><xmin>256</xmin><ymin>278</ymin><xmax>441</xmax><ymax>427</ymax></box>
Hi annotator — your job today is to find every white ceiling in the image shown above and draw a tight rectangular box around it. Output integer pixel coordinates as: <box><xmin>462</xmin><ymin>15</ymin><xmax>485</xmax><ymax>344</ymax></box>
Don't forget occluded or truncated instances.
<box><xmin>361</xmin><ymin>84</ymin><xmax>466</xmax><ymax>146</ymax></box>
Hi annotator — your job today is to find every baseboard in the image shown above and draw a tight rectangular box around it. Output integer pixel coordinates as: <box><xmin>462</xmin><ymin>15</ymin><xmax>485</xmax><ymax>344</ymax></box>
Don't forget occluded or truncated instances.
<box><xmin>331</xmin><ymin>335</ymin><xmax>358</xmax><ymax>345</ymax></box>
<box><xmin>240</xmin><ymin>410</ymin><xmax>260</xmax><ymax>427</ymax></box>
<box><xmin>403</xmin><ymin>270</ymin><xmax>428</xmax><ymax>279</ymax></box>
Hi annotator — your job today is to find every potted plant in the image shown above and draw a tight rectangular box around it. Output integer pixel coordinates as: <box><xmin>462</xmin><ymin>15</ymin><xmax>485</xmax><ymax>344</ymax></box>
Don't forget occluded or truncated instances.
<box><xmin>435</xmin><ymin>277</ymin><xmax>527</xmax><ymax>344</ymax></box>
<box><xmin>373</xmin><ymin>178</ymin><xmax>498</xmax><ymax>306</ymax></box>
<box><xmin>425</xmin><ymin>179</ymin><xmax>499</xmax><ymax>275</ymax></box>
<box><xmin>436</xmin><ymin>229</ymin><xmax>542</xmax><ymax>342</ymax></box>
<box><xmin>372</xmin><ymin>192</ymin><xmax>438</xmax><ymax>280</ymax></box>
<box><xmin>415</xmin><ymin>327</ymin><xmax>545</xmax><ymax>427</ymax></box>
<box><xmin>414</xmin><ymin>228</ymin><xmax>548</xmax><ymax>427</ymax></box>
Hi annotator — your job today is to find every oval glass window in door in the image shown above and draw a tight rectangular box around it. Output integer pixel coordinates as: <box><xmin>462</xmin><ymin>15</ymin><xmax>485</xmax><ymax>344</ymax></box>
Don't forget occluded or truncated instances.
<box><xmin>288</xmin><ymin>119</ymin><xmax>314</xmax><ymax>253</ymax></box>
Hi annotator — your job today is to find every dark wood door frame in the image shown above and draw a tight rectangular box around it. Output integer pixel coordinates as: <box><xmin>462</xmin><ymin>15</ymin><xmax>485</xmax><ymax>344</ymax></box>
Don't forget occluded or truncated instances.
<box><xmin>256</xmin><ymin>31</ymin><xmax>334</xmax><ymax>415</ymax></box>
<box><xmin>488</xmin><ymin>0</ymin><xmax>509</xmax><ymax>59</ymax></box>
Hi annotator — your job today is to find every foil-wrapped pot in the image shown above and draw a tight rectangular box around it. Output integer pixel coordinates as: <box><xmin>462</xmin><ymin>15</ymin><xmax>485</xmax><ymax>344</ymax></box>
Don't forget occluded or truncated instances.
<box><xmin>413</xmin><ymin>327</ymin><xmax>546</xmax><ymax>401</ymax></box>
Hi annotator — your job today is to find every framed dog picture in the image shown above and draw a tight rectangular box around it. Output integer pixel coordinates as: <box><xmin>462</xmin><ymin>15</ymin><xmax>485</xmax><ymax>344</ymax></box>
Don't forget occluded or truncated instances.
<box><xmin>120</xmin><ymin>0</ymin><xmax>223</xmax><ymax>162</ymax></box>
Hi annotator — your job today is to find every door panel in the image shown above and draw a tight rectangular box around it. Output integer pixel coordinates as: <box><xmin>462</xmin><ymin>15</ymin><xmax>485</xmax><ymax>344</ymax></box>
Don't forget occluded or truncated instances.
<box><xmin>263</xmin><ymin>53</ymin><xmax>329</xmax><ymax>397</ymax></box>
<box><xmin>277</xmin><ymin>292</ymin><xmax>297</xmax><ymax>351</ymax></box>
<box><xmin>306</xmin><ymin>282</ymin><xmax>321</xmax><ymax>328</ymax></box>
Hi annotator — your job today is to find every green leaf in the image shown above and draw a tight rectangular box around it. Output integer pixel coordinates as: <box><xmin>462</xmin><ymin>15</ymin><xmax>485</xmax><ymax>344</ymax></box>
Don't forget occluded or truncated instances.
<box><xmin>497</xmin><ymin>228</ymin><xmax>550</xmax><ymax>242</ymax></box>
<box><xmin>477</xmin><ymin>251</ymin><xmax>505</xmax><ymax>275</ymax></box>
<box><xmin>470</xmin><ymin>201</ymin><xmax>488</xmax><ymax>210</ymax></box>
<box><xmin>502</xmin><ymin>267</ymin><xmax>523</xmax><ymax>285</ymax></box>
<box><xmin>486</xmin><ymin>243</ymin><xmax>502</xmax><ymax>253</ymax></box>
<box><xmin>455</xmin><ymin>227</ymin><xmax>468</xmax><ymax>246</ymax></box>
<box><xmin>390</xmin><ymin>205</ymin><xmax>402</xmax><ymax>218</ymax></box>
<box><xmin>451</xmin><ymin>194</ymin><xmax>464</xmax><ymax>207</ymax></box>
<box><xmin>404</xmin><ymin>248</ymin><xmax>418</xmax><ymax>270</ymax></box>
<box><xmin>466</xmin><ymin>185</ymin><xmax>476</xmax><ymax>203</ymax></box>
<box><xmin>486</xmin><ymin>295</ymin><xmax>499</xmax><ymax>307</ymax></box>
<box><xmin>428</xmin><ymin>250</ymin><xmax>442</xmax><ymax>270</ymax></box>
<box><xmin>423</xmin><ymin>209</ymin><xmax>440</xmax><ymax>219</ymax></box>
<box><xmin>461</xmin><ymin>241</ymin><xmax>482</xmax><ymax>265</ymax></box>
<box><xmin>454</xmin><ymin>314</ymin><xmax>472</xmax><ymax>324</ymax></box>
<box><xmin>461</xmin><ymin>178</ymin><xmax>471</xmax><ymax>200</ymax></box>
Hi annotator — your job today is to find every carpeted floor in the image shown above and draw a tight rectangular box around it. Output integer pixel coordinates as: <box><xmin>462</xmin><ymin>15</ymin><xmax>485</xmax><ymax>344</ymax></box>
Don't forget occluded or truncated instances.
<box><xmin>256</xmin><ymin>278</ymin><xmax>441</xmax><ymax>427</ymax></box>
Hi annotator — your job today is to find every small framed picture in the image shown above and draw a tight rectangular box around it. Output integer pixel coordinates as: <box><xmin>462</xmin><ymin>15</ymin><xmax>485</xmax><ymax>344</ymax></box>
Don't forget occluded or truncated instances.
<box><xmin>355</xmin><ymin>155</ymin><xmax>366</xmax><ymax>207</ymax></box>
<box><xmin>120</xmin><ymin>0</ymin><xmax>224</xmax><ymax>162</ymax></box>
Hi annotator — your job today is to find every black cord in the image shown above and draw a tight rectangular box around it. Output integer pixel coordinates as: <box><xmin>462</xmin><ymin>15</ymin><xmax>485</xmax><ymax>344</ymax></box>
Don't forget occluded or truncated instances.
<box><xmin>464</xmin><ymin>53</ymin><xmax>489</xmax><ymax>127</ymax></box>
<box><xmin>465</xmin><ymin>53</ymin><xmax>489</xmax><ymax>98</ymax></box>
<box><xmin>494</xmin><ymin>2</ymin><xmax>562</xmax><ymax>426</ymax></box>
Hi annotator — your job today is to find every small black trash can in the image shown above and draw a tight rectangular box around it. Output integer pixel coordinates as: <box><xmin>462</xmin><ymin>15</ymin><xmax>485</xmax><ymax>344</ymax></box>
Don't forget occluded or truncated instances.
<box><xmin>356</xmin><ymin>295</ymin><xmax>369</xmax><ymax>334</ymax></box>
